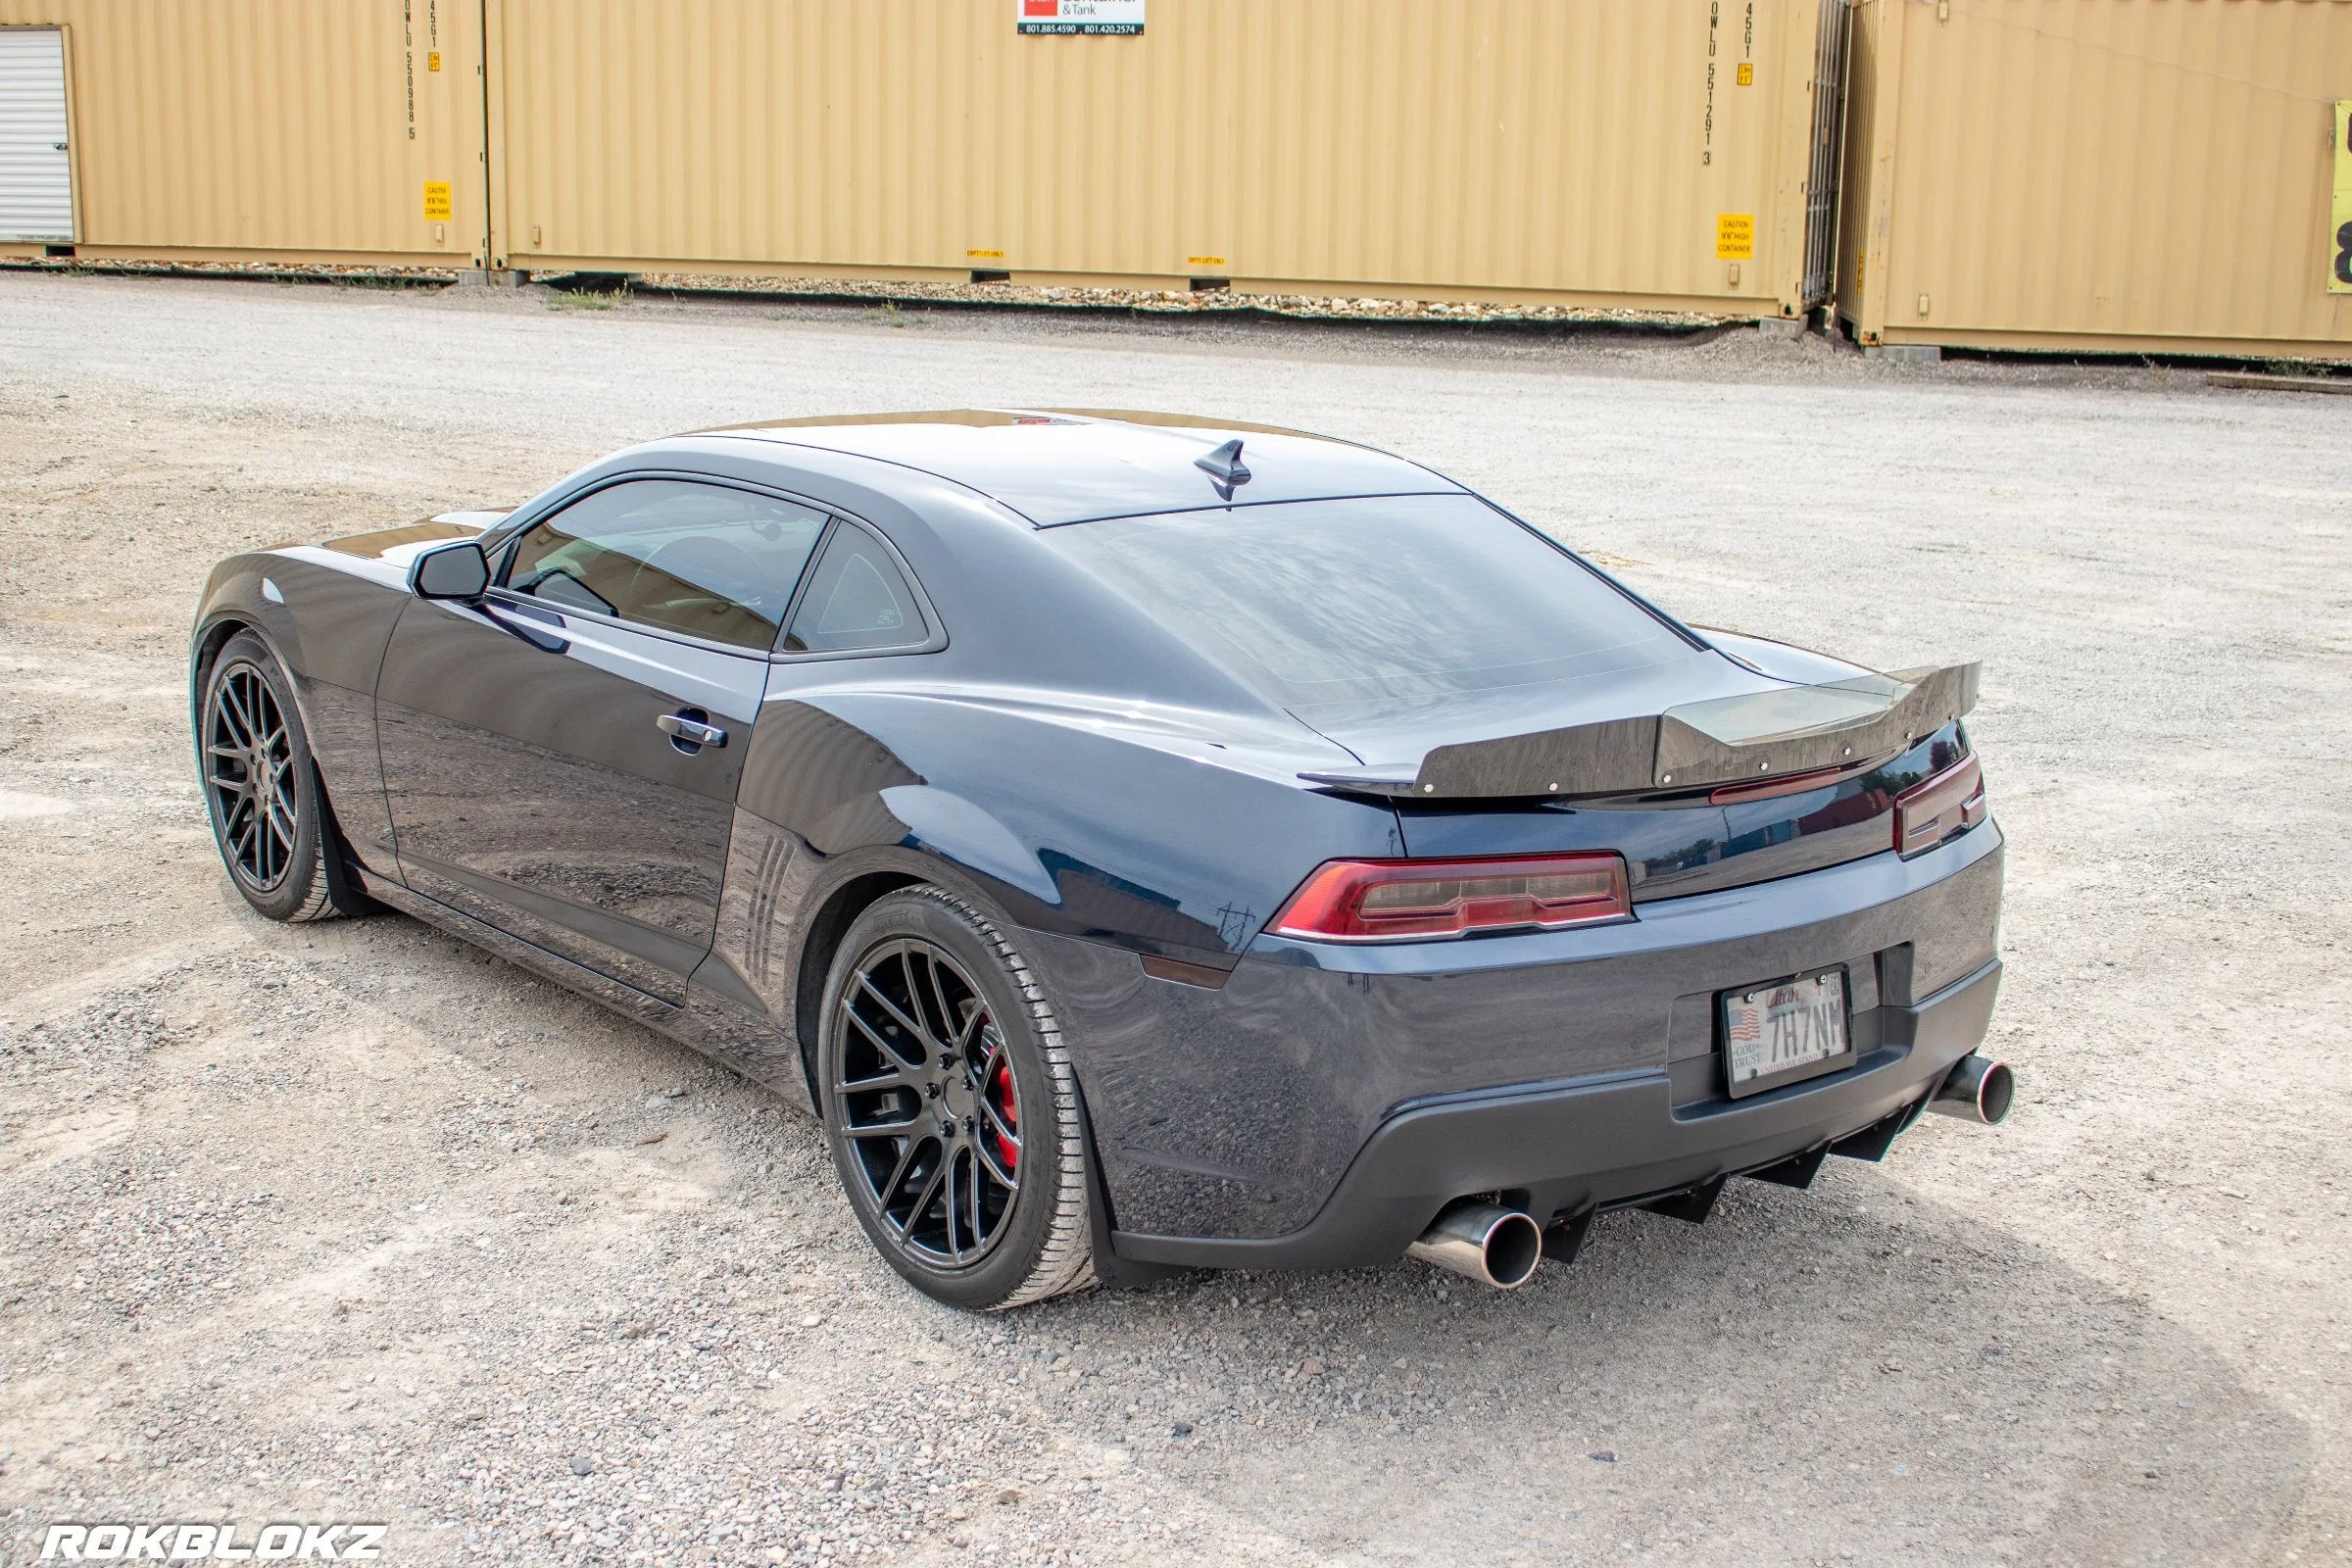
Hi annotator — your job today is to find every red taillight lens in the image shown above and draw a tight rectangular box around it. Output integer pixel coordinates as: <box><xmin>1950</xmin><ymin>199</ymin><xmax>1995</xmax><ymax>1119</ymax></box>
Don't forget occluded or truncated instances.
<box><xmin>1893</xmin><ymin>755</ymin><xmax>1987</xmax><ymax>858</ymax></box>
<box><xmin>1270</xmin><ymin>853</ymin><xmax>1632</xmax><ymax>942</ymax></box>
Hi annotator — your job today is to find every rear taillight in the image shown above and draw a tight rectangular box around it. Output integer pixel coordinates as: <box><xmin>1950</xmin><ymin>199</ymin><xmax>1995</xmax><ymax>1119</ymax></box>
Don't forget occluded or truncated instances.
<box><xmin>1893</xmin><ymin>755</ymin><xmax>1987</xmax><ymax>858</ymax></box>
<box><xmin>1270</xmin><ymin>853</ymin><xmax>1632</xmax><ymax>942</ymax></box>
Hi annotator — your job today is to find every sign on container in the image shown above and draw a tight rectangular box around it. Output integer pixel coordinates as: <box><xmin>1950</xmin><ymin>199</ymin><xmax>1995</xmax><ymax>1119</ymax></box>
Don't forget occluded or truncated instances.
<box><xmin>1017</xmin><ymin>0</ymin><xmax>1144</xmax><ymax>36</ymax></box>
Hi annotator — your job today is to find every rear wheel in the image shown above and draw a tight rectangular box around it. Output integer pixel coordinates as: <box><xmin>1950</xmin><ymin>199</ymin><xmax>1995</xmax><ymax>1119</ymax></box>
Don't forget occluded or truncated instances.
<box><xmin>198</xmin><ymin>631</ymin><xmax>359</xmax><ymax>923</ymax></box>
<box><xmin>817</xmin><ymin>887</ymin><xmax>1095</xmax><ymax>1310</ymax></box>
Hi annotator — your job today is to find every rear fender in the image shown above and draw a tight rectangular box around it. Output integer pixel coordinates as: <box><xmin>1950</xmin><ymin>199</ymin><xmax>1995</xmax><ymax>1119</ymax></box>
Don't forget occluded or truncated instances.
<box><xmin>686</xmin><ymin>818</ymin><xmax>1036</xmax><ymax>1114</ymax></box>
<box><xmin>737</xmin><ymin>692</ymin><xmax>1402</xmax><ymax>964</ymax></box>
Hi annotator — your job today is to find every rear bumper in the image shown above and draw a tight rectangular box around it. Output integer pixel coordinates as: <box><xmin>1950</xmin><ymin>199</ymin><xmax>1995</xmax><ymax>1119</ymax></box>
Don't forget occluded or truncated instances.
<box><xmin>1113</xmin><ymin>954</ymin><xmax>2001</xmax><ymax>1271</ymax></box>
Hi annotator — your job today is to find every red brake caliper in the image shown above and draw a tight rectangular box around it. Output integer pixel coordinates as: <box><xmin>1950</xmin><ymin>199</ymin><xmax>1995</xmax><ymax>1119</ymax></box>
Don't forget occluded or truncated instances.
<box><xmin>987</xmin><ymin>1056</ymin><xmax>1019</xmax><ymax>1173</ymax></box>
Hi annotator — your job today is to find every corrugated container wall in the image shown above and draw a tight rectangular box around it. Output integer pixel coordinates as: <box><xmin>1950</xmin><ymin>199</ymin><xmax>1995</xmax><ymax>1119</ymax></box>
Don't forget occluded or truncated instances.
<box><xmin>2</xmin><ymin>0</ymin><xmax>1827</xmax><ymax>313</ymax></box>
<box><xmin>1838</xmin><ymin>0</ymin><xmax>2352</xmax><ymax>358</ymax></box>
<box><xmin>485</xmin><ymin>0</ymin><xmax>1827</xmax><ymax>317</ymax></box>
<box><xmin>0</xmin><ymin>0</ymin><xmax>487</xmax><ymax>266</ymax></box>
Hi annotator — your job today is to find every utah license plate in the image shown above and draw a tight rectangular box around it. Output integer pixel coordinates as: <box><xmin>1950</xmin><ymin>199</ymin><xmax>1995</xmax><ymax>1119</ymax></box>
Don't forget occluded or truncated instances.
<box><xmin>1721</xmin><ymin>967</ymin><xmax>1852</xmax><ymax>1098</ymax></box>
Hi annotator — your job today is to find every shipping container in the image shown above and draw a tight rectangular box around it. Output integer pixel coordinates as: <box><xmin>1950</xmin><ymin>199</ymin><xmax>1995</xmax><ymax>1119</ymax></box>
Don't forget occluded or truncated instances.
<box><xmin>0</xmin><ymin>0</ymin><xmax>1839</xmax><ymax>319</ymax></box>
<box><xmin>1838</xmin><ymin>0</ymin><xmax>2352</xmax><ymax>360</ymax></box>
<box><xmin>486</xmin><ymin>0</ymin><xmax>1836</xmax><ymax>318</ymax></box>
<box><xmin>0</xmin><ymin>0</ymin><xmax>489</xmax><ymax>267</ymax></box>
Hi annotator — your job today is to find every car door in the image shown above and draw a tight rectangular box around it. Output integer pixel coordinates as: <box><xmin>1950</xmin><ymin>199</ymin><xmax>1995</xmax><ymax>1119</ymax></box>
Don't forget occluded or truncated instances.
<box><xmin>374</xmin><ymin>477</ymin><xmax>828</xmax><ymax>1005</ymax></box>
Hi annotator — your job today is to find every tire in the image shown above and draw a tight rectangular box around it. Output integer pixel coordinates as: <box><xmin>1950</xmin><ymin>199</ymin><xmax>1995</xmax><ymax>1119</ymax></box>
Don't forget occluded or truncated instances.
<box><xmin>816</xmin><ymin>886</ymin><xmax>1097</xmax><ymax>1311</ymax></box>
<box><xmin>197</xmin><ymin>630</ymin><xmax>361</xmax><ymax>924</ymax></box>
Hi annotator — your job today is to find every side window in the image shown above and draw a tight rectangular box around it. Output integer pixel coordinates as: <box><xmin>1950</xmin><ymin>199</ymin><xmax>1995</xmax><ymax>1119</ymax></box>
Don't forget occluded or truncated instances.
<box><xmin>502</xmin><ymin>479</ymin><xmax>826</xmax><ymax>651</ymax></box>
<box><xmin>782</xmin><ymin>522</ymin><xmax>930</xmax><ymax>655</ymax></box>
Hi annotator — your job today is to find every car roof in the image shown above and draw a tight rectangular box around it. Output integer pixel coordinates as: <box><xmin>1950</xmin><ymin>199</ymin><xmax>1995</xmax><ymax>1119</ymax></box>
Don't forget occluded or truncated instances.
<box><xmin>694</xmin><ymin>408</ymin><xmax>1466</xmax><ymax>527</ymax></box>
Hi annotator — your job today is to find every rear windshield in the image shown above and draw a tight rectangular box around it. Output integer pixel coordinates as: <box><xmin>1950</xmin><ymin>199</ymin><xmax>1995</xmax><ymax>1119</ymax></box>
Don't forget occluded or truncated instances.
<box><xmin>1047</xmin><ymin>495</ymin><xmax>1690</xmax><ymax>710</ymax></box>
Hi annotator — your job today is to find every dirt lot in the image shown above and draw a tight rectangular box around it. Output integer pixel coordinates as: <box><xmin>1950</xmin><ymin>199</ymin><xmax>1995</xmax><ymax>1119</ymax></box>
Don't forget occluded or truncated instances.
<box><xmin>1</xmin><ymin>270</ymin><xmax>2347</xmax><ymax>1567</ymax></box>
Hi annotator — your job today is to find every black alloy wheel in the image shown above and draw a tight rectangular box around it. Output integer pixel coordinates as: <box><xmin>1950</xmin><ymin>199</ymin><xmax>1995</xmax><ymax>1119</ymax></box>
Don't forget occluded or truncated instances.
<box><xmin>205</xmin><ymin>659</ymin><xmax>300</xmax><ymax>892</ymax></box>
<box><xmin>836</xmin><ymin>936</ymin><xmax>1024</xmax><ymax>1264</ymax></box>
<box><xmin>197</xmin><ymin>631</ymin><xmax>359</xmax><ymax>924</ymax></box>
<box><xmin>818</xmin><ymin>888</ymin><xmax>1095</xmax><ymax>1310</ymax></box>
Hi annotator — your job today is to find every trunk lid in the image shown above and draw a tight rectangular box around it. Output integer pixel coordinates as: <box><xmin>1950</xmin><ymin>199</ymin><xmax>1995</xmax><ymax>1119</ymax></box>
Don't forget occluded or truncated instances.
<box><xmin>1391</xmin><ymin>722</ymin><xmax>1970</xmax><ymax>903</ymax></box>
<box><xmin>1295</xmin><ymin>639</ymin><xmax>1981</xmax><ymax>903</ymax></box>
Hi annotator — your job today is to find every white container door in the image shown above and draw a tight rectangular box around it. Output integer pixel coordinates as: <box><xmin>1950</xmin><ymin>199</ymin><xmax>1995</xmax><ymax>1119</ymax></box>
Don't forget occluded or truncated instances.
<box><xmin>0</xmin><ymin>28</ymin><xmax>73</xmax><ymax>243</ymax></box>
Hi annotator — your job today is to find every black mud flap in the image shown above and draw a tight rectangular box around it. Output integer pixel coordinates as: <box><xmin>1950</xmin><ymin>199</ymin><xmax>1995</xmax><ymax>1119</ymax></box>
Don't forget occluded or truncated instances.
<box><xmin>1074</xmin><ymin>1084</ymin><xmax>1194</xmax><ymax>1292</ymax></box>
<box><xmin>312</xmin><ymin>764</ymin><xmax>381</xmax><ymax>918</ymax></box>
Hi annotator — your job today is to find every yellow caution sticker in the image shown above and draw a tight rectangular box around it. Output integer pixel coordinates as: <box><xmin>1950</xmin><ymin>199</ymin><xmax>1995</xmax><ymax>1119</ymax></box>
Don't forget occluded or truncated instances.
<box><xmin>423</xmin><ymin>182</ymin><xmax>453</xmax><ymax>222</ymax></box>
<box><xmin>1737</xmin><ymin>62</ymin><xmax>1753</xmax><ymax>86</ymax></box>
<box><xmin>1716</xmin><ymin>213</ymin><xmax>1755</xmax><ymax>262</ymax></box>
<box><xmin>966</xmin><ymin>248</ymin><xmax>1006</xmax><ymax>260</ymax></box>
<box><xmin>2331</xmin><ymin>102</ymin><xmax>2352</xmax><ymax>294</ymax></box>
<box><xmin>428</xmin><ymin>51</ymin><xmax>442</xmax><ymax>73</ymax></box>
<box><xmin>1186</xmin><ymin>255</ymin><xmax>1227</xmax><ymax>269</ymax></box>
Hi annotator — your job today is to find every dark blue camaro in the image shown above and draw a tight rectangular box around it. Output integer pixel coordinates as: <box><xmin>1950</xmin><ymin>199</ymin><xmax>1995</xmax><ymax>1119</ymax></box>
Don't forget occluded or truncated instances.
<box><xmin>190</xmin><ymin>411</ymin><xmax>2008</xmax><ymax>1309</ymax></box>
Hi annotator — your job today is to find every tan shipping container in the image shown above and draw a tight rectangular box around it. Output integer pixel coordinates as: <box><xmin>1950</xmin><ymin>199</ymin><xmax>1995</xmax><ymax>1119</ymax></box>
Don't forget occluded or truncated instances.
<box><xmin>486</xmin><ymin>0</ymin><xmax>1835</xmax><ymax>318</ymax></box>
<box><xmin>0</xmin><ymin>0</ymin><xmax>489</xmax><ymax>267</ymax></box>
<box><xmin>1838</xmin><ymin>0</ymin><xmax>2352</xmax><ymax>360</ymax></box>
<box><xmin>2</xmin><ymin>0</ymin><xmax>1839</xmax><ymax>318</ymax></box>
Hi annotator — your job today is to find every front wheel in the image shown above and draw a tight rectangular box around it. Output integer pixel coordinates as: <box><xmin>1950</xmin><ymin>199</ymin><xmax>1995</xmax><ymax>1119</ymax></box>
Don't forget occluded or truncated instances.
<box><xmin>197</xmin><ymin>630</ymin><xmax>361</xmax><ymax>923</ymax></box>
<box><xmin>816</xmin><ymin>887</ymin><xmax>1096</xmax><ymax>1310</ymax></box>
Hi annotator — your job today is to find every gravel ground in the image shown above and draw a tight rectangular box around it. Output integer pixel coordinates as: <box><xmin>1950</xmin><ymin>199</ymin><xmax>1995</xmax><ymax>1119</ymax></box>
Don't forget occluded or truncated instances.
<box><xmin>0</xmin><ymin>271</ymin><xmax>2347</xmax><ymax>1568</ymax></box>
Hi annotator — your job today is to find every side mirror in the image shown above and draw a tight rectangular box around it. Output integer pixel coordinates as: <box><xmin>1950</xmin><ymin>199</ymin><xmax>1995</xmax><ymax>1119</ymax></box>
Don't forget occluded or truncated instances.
<box><xmin>410</xmin><ymin>540</ymin><xmax>490</xmax><ymax>601</ymax></box>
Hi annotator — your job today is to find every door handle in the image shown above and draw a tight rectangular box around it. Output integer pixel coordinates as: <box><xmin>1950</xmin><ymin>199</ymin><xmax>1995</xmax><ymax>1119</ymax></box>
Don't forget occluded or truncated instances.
<box><xmin>657</xmin><ymin>711</ymin><xmax>727</xmax><ymax>752</ymax></box>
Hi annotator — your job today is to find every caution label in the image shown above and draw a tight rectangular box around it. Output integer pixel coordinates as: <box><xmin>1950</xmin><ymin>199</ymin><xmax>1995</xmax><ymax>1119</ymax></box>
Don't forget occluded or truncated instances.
<box><xmin>427</xmin><ymin>50</ymin><xmax>442</xmax><ymax>72</ymax></box>
<box><xmin>1737</xmin><ymin>62</ymin><xmax>1753</xmax><ymax>86</ymax></box>
<box><xmin>1716</xmin><ymin>213</ymin><xmax>1755</xmax><ymax>262</ymax></box>
<box><xmin>422</xmin><ymin>182</ymin><xmax>453</xmax><ymax>222</ymax></box>
<box><xmin>2331</xmin><ymin>102</ymin><xmax>2352</xmax><ymax>294</ymax></box>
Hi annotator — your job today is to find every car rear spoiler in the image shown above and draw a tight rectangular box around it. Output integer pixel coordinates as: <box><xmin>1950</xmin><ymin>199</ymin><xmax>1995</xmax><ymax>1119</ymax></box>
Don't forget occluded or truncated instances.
<box><xmin>1299</xmin><ymin>662</ymin><xmax>1981</xmax><ymax>801</ymax></box>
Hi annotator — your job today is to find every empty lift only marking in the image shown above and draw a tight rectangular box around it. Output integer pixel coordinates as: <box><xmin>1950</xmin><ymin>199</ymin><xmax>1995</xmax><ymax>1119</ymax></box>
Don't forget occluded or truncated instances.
<box><xmin>2332</xmin><ymin>102</ymin><xmax>2352</xmax><ymax>294</ymax></box>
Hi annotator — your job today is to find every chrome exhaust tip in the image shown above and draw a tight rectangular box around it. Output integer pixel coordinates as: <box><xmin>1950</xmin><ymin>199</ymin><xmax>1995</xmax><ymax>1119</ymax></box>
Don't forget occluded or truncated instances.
<box><xmin>1405</xmin><ymin>1200</ymin><xmax>1544</xmax><ymax>1290</ymax></box>
<box><xmin>1926</xmin><ymin>1054</ymin><xmax>2014</xmax><ymax>1125</ymax></box>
